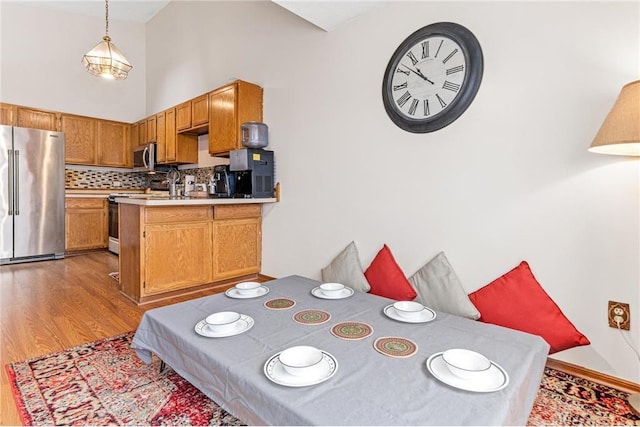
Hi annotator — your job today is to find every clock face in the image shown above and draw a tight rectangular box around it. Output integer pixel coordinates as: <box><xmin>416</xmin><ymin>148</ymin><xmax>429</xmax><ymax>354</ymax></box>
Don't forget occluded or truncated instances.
<box><xmin>382</xmin><ymin>22</ymin><xmax>483</xmax><ymax>133</ymax></box>
<box><xmin>390</xmin><ymin>36</ymin><xmax>467</xmax><ymax>119</ymax></box>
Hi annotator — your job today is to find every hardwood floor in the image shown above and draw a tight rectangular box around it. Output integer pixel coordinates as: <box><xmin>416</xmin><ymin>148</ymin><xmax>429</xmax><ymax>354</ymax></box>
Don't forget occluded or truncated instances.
<box><xmin>0</xmin><ymin>251</ymin><xmax>239</xmax><ymax>425</ymax></box>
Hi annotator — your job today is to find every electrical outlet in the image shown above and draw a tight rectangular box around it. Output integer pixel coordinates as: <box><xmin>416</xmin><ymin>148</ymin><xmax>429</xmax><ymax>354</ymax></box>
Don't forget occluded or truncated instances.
<box><xmin>608</xmin><ymin>301</ymin><xmax>630</xmax><ymax>330</ymax></box>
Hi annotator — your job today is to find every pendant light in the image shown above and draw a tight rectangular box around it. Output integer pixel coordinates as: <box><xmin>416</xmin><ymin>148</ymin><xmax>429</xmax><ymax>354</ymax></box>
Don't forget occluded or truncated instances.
<box><xmin>81</xmin><ymin>0</ymin><xmax>132</xmax><ymax>80</ymax></box>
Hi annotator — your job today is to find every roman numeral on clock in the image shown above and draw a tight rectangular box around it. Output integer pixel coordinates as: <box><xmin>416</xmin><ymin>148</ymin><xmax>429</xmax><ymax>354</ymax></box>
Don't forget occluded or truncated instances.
<box><xmin>421</xmin><ymin>41</ymin><xmax>429</xmax><ymax>59</ymax></box>
<box><xmin>393</xmin><ymin>82</ymin><xmax>408</xmax><ymax>91</ymax></box>
<box><xmin>446</xmin><ymin>65</ymin><xmax>464</xmax><ymax>75</ymax></box>
<box><xmin>434</xmin><ymin>40</ymin><xmax>444</xmax><ymax>58</ymax></box>
<box><xmin>424</xmin><ymin>99</ymin><xmax>430</xmax><ymax>116</ymax></box>
<box><xmin>442</xmin><ymin>48</ymin><xmax>458</xmax><ymax>64</ymax></box>
<box><xmin>408</xmin><ymin>99</ymin><xmax>419</xmax><ymax>115</ymax></box>
<box><xmin>442</xmin><ymin>81</ymin><xmax>460</xmax><ymax>92</ymax></box>
<box><xmin>396</xmin><ymin>68</ymin><xmax>410</xmax><ymax>76</ymax></box>
<box><xmin>397</xmin><ymin>91</ymin><xmax>412</xmax><ymax>107</ymax></box>
<box><xmin>436</xmin><ymin>93</ymin><xmax>447</xmax><ymax>108</ymax></box>
<box><xmin>406</xmin><ymin>51</ymin><xmax>418</xmax><ymax>66</ymax></box>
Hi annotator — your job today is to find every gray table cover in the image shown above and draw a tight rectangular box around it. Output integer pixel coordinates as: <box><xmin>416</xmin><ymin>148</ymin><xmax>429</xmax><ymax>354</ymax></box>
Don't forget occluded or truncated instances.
<box><xmin>131</xmin><ymin>275</ymin><xmax>549</xmax><ymax>426</ymax></box>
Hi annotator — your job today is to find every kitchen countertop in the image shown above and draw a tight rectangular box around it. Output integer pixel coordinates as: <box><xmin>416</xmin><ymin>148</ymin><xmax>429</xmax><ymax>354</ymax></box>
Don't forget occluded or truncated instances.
<box><xmin>115</xmin><ymin>195</ymin><xmax>277</xmax><ymax>206</ymax></box>
<box><xmin>65</xmin><ymin>188</ymin><xmax>145</xmax><ymax>198</ymax></box>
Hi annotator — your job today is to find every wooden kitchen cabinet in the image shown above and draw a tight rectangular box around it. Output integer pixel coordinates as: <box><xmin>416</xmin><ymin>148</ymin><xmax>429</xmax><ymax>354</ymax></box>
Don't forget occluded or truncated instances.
<box><xmin>17</xmin><ymin>107</ymin><xmax>60</xmax><ymax>131</ymax></box>
<box><xmin>137</xmin><ymin>119</ymin><xmax>147</xmax><ymax>147</ymax></box>
<box><xmin>61</xmin><ymin>113</ymin><xmax>97</xmax><ymax>165</ymax></box>
<box><xmin>208</xmin><ymin>80</ymin><xmax>263</xmax><ymax>155</ymax></box>
<box><xmin>0</xmin><ymin>103</ymin><xmax>17</xmax><ymax>126</ymax></box>
<box><xmin>157</xmin><ymin>107</ymin><xmax>198</xmax><ymax>165</ymax></box>
<box><xmin>98</xmin><ymin>120</ymin><xmax>131</xmax><ymax>167</ymax></box>
<box><xmin>176</xmin><ymin>94</ymin><xmax>209</xmax><ymax>134</ymax></box>
<box><xmin>192</xmin><ymin>94</ymin><xmax>209</xmax><ymax>128</ymax></box>
<box><xmin>119</xmin><ymin>202</ymin><xmax>264</xmax><ymax>304</ymax></box>
<box><xmin>147</xmin><ymin>116</ymin><xmax>157</xmax><ymax>143</ymax></box>
<box><xmin>65</xmin><ymin>197</ymin><xmax>108</xmax><ymax>251</ymax></box>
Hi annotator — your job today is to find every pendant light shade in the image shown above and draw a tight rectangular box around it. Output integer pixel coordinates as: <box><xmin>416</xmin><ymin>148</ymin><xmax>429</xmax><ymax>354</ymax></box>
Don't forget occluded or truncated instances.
<box><xmin>81</xmin><ymin>0</ymin><xmax>132</xmax><ymax>80</ymax></box>
<box><xmin>589</xmin><ymin>80</ymin><xmax>640</xmax><ymax>156</ymax></box>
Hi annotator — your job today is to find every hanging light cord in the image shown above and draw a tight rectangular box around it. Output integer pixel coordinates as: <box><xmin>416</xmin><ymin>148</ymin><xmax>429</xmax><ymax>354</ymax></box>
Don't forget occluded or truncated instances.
<box><xmin>104</xmin><ymin>0</ymin><xmax>110</xmax><ymax>37</ymax></box>
<box><xmin>616</xmin><ymin>318</ymin><xmax>640</xmax><ymax>362</ymax></box>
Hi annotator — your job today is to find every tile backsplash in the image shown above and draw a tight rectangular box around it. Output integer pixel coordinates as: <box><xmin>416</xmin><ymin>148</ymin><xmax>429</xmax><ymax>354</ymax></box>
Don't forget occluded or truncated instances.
<box><xmin>65</xmin><ymin>169</ymin><xmax>148</xmax><ymax>189</ymax></box>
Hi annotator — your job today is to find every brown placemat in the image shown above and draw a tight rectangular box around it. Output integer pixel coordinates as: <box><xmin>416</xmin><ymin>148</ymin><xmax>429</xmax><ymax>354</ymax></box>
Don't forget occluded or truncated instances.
<box><xmin>331</xmin><ymin>322</ymin><xmax>374</xmax><ymax>340</ymax></box>
<box><xmin>292</xmin><ymin>309</ymin><xmax>331</xmax><ymax>325</ymax></box>
<box><xmin>373</xmin><ymin>337</ymin><xmax>418</xmax><ymax>358</ymax></box>
<box><xmin>264</xmin><ymin>298</ymin><xmax>296</xmax><ymax>310</ymax></box>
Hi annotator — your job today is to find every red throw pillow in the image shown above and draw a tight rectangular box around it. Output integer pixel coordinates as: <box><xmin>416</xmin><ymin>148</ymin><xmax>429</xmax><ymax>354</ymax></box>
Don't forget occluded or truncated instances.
<box><xmin>364</xmin><ymin>245</ymin><xmax>417</xmax><ymax>301</ymax></box>
<box><xmin>468</xmin><ymin>261</ymin><xmax>590</xmax><ymax>354</ymax></box>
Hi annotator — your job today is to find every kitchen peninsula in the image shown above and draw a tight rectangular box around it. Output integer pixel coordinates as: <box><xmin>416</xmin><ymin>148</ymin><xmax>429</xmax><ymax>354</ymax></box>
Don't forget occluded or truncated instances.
<box><xmin>117</xmin><ymin>195</ymin><xmax>276</xmax><ymax>304</ymax></box>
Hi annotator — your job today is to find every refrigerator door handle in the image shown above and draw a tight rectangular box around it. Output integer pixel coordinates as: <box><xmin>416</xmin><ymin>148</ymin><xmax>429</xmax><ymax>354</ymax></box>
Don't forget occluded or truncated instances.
<box><xmin>14</xmin><ymin>149</ymin><xmax>19</xmax><ymax>215</ymax></box>
<box><xmin>7</xmin><ymin>149</ymin><xmax>13</xmax><ymax>215</ymax></box>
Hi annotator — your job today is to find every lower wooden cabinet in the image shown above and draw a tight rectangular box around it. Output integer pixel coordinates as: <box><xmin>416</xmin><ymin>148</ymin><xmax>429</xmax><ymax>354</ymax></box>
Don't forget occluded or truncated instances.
<box><xmin>65</xmin><ymin>198</ymin><xmax>108</xmax><ymax>251</ymax></box>
<box><xmin>119</xmin><ymin>203</ymin><xmax>262</xmax><ymax>304</ymax></box>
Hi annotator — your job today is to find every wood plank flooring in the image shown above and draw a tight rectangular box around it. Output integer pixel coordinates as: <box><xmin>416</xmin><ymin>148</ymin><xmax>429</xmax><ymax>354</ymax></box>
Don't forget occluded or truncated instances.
<box><xmin>0</xmin><ymin>251</ymin><xmax>239</xmax><ymax>425</ymax></box>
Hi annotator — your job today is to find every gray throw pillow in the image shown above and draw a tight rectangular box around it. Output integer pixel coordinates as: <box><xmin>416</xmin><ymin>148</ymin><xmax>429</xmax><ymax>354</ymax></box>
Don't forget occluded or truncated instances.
<box><xmin>321</xmin><ymin>241</ymin><xmax>371</xmax><ymax>292</ymax></box>
<box><xmin>408</xmin><ymin>252</ymin><xmax>480</xmax><ymax>320</ymax></box>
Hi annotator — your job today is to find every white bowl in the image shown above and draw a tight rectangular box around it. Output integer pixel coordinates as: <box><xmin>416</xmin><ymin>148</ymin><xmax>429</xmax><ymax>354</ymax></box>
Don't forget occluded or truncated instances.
<box><xmin>235</xmin><ymin>281</ymin><xmax>262</xmax><ymax>296</ymax></box>
<box><xmin>442</xmin><ymin>349</ymin><xmax>492</xmax><ymax>380</ymax></box>
<box><xmin>278</xmin><ymin>346</ymin><xmax>324</xmax><ymax>376</ymax></box>
<box><xmin>393</xmin><ymin>301</ymin><xmax>424</xmax><ymax>319</ymax></box>
<box><xmin>204</xmin><ymin>311</ymin><xmax>241</xmax><ymax>333</ymax></box>
<box><xmin>319</xmin><ymin>282</ymin><xmax>345</xmax><ymax>297</ymax></box>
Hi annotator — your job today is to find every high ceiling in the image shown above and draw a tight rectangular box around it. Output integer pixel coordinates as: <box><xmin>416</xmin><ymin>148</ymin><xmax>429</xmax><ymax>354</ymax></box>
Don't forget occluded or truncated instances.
<box><xmin>12</xmin><ymin>0</ymin><xmax>386</xmax><ymax>31</ymax></box>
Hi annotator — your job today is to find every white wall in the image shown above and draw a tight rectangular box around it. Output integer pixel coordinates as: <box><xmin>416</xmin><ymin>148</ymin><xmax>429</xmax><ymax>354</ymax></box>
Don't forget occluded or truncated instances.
<box><xmin>146</xmin><ymin>1</ymin><xmax>640</xmax><ymax>382</ymax></box>
<box><xmin>0</xmin><ymin>2</ymin><xmax>146</xmax><ymax>122</ymax></box>
<box><xmin>2</xmin><ymin>0</ymin><xmax>638</xmax><ymax>383</ymax></box>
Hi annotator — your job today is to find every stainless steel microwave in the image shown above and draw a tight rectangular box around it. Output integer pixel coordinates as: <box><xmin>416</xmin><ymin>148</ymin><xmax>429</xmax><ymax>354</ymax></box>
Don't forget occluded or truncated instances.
<box><xmin>133</xmin><ymin>143</ymin><xmax>156</xmax><ymax>172</ymax></box>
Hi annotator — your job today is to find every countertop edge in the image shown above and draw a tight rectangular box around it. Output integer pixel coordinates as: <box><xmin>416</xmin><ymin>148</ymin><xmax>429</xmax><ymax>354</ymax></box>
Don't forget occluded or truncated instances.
<box><xmin>116</xmin><ymin>197</ymin><xmax>278</xmax><ymax>206</ymax></box>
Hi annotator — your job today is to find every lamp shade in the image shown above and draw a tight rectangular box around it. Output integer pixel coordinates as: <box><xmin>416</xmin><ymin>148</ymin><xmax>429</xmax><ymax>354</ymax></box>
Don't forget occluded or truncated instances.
<box><xmin>589</xmin><ymin>80</ymin><xmax>640</xmax><ymax>156</ymax></box>
<box><xmin>81</xmin><ymin>36</ymin><xmax>132</xmax><ymax>80</ymax></box>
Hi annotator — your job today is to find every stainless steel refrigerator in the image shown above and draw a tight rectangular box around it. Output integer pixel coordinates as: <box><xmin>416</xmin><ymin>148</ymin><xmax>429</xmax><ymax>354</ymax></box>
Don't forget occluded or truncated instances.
<box><xmin>1</xmin><ymin>125</ymin><xmax>65</xmax><ymax>264</ymax></box>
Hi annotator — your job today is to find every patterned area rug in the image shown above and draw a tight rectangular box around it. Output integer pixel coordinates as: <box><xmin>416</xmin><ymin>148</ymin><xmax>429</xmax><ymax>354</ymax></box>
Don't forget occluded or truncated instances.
<box><xmin>6</xmin><ymin>332</ymin><xmax>640</xmax><ymax>426</ymax></box>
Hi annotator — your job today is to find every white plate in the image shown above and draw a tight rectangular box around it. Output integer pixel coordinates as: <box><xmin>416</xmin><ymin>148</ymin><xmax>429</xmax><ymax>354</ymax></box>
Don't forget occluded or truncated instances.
<box><xmin>311</xmin><ymin>286</ymin><xmax>354</xmax><ymax>300</ymax></box>
<box><xmin>264</xmin><ymin>350</ymin><xmax>338</xmax><ymax>387</ymax></box>
<box><xmin>194</xmin><ymin>314</ymin><xmax>254</xmax><ymax>337</ymax></box>
<box><xmin>426</xmin><ymin>352</ymin><xmax>509</xmax><ymax>393</ymax></box>
<box><xmin>383</xmin><ymin>304</ymin><xmax>436</xmax><ymax>323</ymax></box>
<box><xmin>225</xmin><ymin>286</ymin><xmax>270</xmax><ymax>299</ymax></box>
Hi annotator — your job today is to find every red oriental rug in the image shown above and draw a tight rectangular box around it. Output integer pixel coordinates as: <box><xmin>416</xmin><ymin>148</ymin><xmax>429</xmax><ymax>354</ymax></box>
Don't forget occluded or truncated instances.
<box><xmin>5</xmin><ymin>332</ymin><xmax>640</xmax><ymax>426</ymax></box>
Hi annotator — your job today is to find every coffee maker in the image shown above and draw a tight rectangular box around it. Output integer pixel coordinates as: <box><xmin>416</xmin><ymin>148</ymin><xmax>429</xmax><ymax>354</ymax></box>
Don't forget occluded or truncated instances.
<box><xmin>229</xmin><ymin>148</ymin><xmax>274</xmax><ymax>198</ymax></box>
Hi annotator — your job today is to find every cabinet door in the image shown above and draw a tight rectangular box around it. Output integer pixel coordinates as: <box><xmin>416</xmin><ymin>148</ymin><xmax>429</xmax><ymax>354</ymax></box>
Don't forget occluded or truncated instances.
<box><xmin>191</xmin><ymin>94</ymin><xmax>209</xmax><ymax>127</ymax></box>
<box><xmin>98</xmin><ymin>120</ymin><xmax>130</xmax><ymax>167</ymax></box>
<box><xmin>17</xmin><ymin>107</ymin><xmax>59</xmax><ymax>131</ymax></box>
<box><xmin>208</xmin><ymin>81</ymin><xmax>263</xmax><ymax>155</ymax></box>
<box><xmin>165</xmin><ymin>108</ymin><xmax>176</xmax><ymax>162</ymax></box>
<box><xmin>175</xmin><ymin>101</ymin><xmax>191</xmax><ymax>132</ymax></box>
<box><xmin>155</xmin><ymin>111</ymin><xmax>167</xmax><ymax>163</ymax></box>
<box><xmin>143</xmin><ymin>222</ymin><xmax>213</xmax><ymax>296</ymax></box>
<box><xmin>147</xmin><ymin>116</ymin><xmax>157</xmax><ymax>143</ymax></box>
<box><xmin>137</xmin><ymin>119</ymin><xmax>147</xmax><ymax>147</ymax></box>
<box><xmin>131</xmin><ymin>122</ymin><xmax>139</xmax><ymax>148</ymax></box>
<box><xmin>212</xmin><ymin>217</ymin><xmax>261</xmax><ymax>280</ymax></box>
<box><xmin>65</xmin><ymin>198</ymin><xmax>108</xmax><ymax>251</ymax></box>
<box><xmin>0</xmin><ymin>103</ymin><xmax>17</xmax><ymax>126</ymax></box>
<box><xmin>61</xmin><ymin>114</ymin><xmax>97</xmax><ymax>165</ymax></box>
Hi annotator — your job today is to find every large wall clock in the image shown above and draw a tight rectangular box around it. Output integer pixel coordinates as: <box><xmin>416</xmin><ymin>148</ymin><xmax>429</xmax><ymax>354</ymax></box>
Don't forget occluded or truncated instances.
<box><xmin>382</xmin><ymin>22</ymin><xmax>484</xmax><ymax>133</ymax></box>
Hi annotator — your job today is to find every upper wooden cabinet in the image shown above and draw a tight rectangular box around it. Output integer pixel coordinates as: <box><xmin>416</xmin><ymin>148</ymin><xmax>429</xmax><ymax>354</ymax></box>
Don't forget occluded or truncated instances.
<box><xmin>208</xmin><ymin>81</ymin><xmax>263</xmax><ymax>155</ymax></box>
<box><xmin>98</xmin><ymin>120</ymin><xmax>131</xmax><ymax>167</ymax></box>
<box><xmin>61</xmin><ymin>114</ymin><xmax>97</xmax><ymax>165</ymax></box>
<box><xmin>147</xmin><ymin>115</ymin><xmax>157</xmax><ymax>143</ymax></box>
<box><xmin>137</xmin><ymin>119</ymin><xmax>147</xmax><ymax>147</ymax></box>
<box><xmin>176</xmin><ymin>93</ymin><xmax>209</xmax><ymax>134</ymax></box>
<box><xmin>157</xmin><ymin>107</ymin><xmax>198</xmax><ymax>165</ymax></box>
<box><xmin>0</xmin><ymin>103</ymin><xmax>17</xmax><ymax>126</ymax></box>
<box><xmin>17</xmin><ymin>107</ymin><xmax>60</xmax><ymax>131</ymax></box>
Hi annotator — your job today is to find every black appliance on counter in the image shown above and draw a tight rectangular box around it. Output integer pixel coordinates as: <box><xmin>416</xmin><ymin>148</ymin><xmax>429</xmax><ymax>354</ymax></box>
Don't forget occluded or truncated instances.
<box><xmin>230</xmin><ymin>148</ymin><xmax>274</xmax><ymax>198</ymax></box>
<box><xmin>210</xmin><ymin>165</ymin><xmax>236</xmax><ymax>198</ymax></box>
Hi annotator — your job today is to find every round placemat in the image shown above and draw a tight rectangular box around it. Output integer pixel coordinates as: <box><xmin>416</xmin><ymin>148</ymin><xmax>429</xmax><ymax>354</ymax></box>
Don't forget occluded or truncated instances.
<box><xmin>264</xmin><ymin>298</ymin><xmax>296</xmax><ymax>310</ymax></box>
<box><xmin>331</xmin><ymin>322</ymin><xmax>373</xmax><ymax>340</ymax></box>
<box><xmin>293</xmin><ymin>309</ymin><xmax>331</xmax><ymax>325</ymax></box>
<box><xmin>373</xmin><ymin>337</ymin><xmax>418</xmax><ymax>358</ymax></box>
